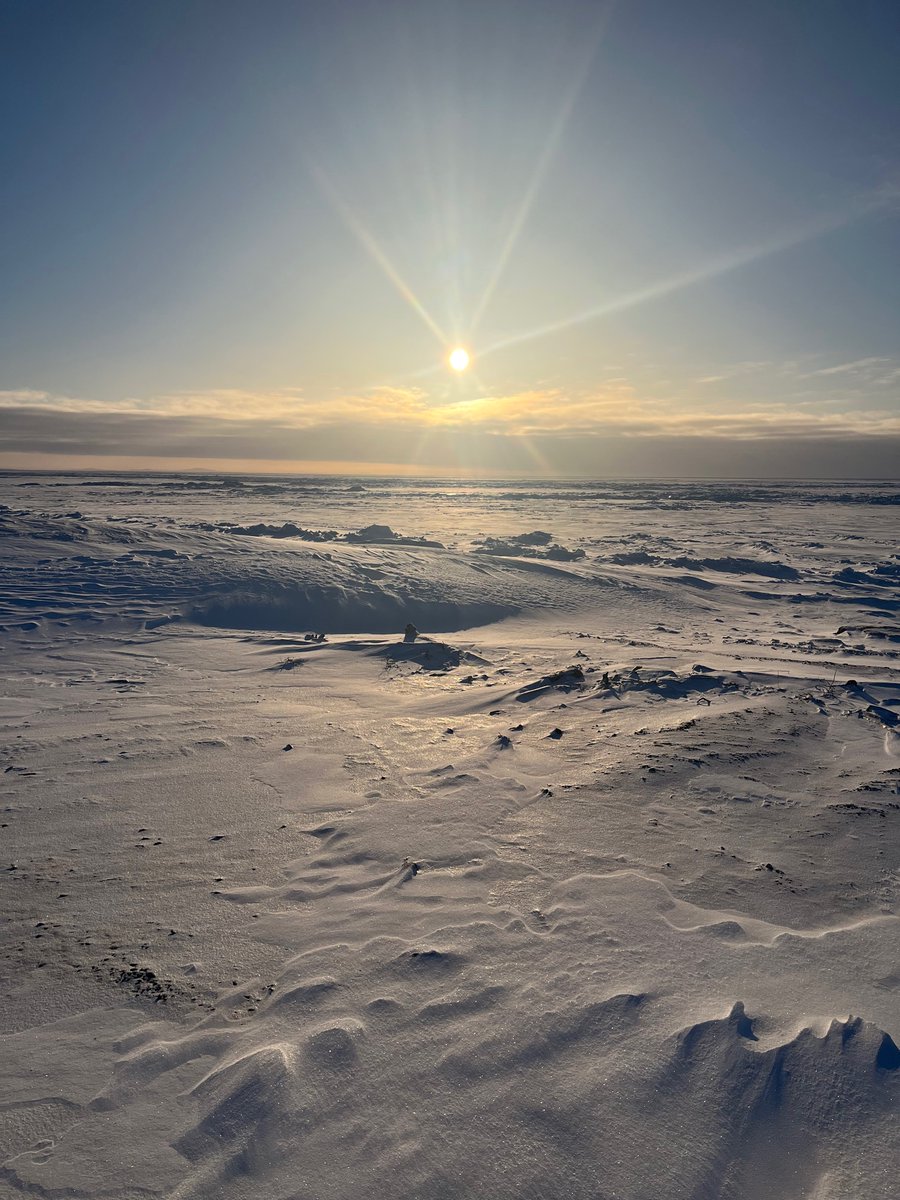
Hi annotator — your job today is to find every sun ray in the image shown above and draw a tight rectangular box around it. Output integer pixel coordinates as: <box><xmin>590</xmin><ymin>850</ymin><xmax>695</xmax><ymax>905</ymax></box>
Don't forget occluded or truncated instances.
<box><xmin>515</xmin><ymin>432</ymin><xmax>557</xmax><ymax>476</ymax></box>
<box><xmin>467</xmin><ymin>5</ymin><xmax>615</xmax><ymax>336</ymax></box>
<box><xmin>469</xmin><ymin>371</ymin><xmax>491</xmax><ymax>396</ymax></box>
<box><xmin>477</xmin><ymin>189</ymin><xmax>896</xmax><ymax>359</ymax></box>
<box><xmin>307</xmin><ymin>159</ymin><xmax>451</xmax><ymax>346</ymax></box>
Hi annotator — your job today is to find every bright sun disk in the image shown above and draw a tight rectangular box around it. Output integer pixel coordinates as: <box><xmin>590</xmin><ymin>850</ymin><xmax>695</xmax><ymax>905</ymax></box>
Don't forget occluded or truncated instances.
<box><xmin>448</xmin><ymin>346</ymin><xmax>470</xmax><ymax>371</ymax></box>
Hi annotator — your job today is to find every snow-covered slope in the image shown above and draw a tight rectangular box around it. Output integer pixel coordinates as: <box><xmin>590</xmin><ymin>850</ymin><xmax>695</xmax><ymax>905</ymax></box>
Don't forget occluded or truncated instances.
<box><xmin>1</xmin><ymin>473</ymin><xmax>898</xmax><ymax>1198</ymax></box>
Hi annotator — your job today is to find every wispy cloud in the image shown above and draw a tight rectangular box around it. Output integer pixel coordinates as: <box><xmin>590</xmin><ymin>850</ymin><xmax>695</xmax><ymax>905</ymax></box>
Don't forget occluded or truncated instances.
<box><xmin>798</xmin><ymin>357</ymin><xmax>900</xmax><ymax>385</ymax></box>
<box><xmin>687</xmin><ymin>353</ymin><xmax>900</xmax><ymax>400</ymax></box>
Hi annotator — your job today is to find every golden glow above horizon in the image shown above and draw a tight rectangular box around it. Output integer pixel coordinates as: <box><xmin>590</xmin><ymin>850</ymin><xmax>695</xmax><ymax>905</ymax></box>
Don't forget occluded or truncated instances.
<box><xmin>448</xmin><ymin>347</ymin><xmax>470</xmax><ymax>372</ymax></box>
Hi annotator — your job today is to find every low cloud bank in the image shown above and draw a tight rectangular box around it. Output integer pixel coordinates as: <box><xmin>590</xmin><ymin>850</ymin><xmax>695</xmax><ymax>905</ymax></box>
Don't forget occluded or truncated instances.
<box><xmin>1</xmin><ymin>391</ymin><xmax>898</xmax><ymax>478</ymax></box>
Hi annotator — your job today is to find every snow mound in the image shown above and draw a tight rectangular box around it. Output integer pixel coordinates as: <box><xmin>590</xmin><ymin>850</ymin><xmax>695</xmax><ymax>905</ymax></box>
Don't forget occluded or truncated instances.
<box><xmin>654</xmin><ymin>1007</ymin><xmax>899</xmax><ymax>1196</ymax></box>
<box><xmin>475</xmin><ymin>532</ymin><xmax>585</xmax><ymax>561</ymax></box>
<box><xmin>227</xmin><ymin>522</ymin><xmax>338</xmax><ymax>540</ymax></box>
<box><xmin>192</xmin><ymin>586</ymin><xmax>511</xmax><ymax>635</ymax></box>
<box><xmin>346</xmin><ymin>524</ymin><xmax>443</xmax><ymax>547</ymax></box>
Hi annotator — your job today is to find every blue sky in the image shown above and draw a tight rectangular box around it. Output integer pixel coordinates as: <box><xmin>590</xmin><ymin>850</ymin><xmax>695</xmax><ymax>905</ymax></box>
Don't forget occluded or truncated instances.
<box><xmin>1</xmin><ymin>0</ymin><xmax>898</xmax><ymax>475</ymax></box>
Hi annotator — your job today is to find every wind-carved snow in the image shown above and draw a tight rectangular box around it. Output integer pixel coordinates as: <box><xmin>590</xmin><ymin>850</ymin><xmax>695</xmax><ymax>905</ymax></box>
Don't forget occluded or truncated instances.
<box><xmin>0</xmin><ymin>474</ymin><xmax>898</xmax><ymax>1199</ymax></box>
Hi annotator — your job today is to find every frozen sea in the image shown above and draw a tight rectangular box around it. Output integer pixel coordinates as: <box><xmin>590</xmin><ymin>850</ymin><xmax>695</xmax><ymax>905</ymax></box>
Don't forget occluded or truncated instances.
<box><xmin>1</xmin><ymin>471</ymin><xmax>898</xmax><ymax>1199</ymax></box>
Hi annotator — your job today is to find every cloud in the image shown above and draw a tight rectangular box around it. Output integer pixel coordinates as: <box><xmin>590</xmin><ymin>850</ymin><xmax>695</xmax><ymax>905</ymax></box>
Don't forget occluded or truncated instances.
<box><xmin>796</xmin><ymin>357</ymin><xmax>900</xmax><ymax>388</ymax></box>
<box><xmin>1</xmin><ymin>364</ymin><xmax>898</xmax><ymax>482</ymax></box>
<box><xmin>1</xmin><ymin>399</ymin><xmax>899</xmax><ymax>478</ymax></box>
<box><xmin>0</xmin><ymin>385</ymin><xmax>428</xmax><ymax>425</ymax></box>
<box><xmin>806</xmin><ymin>357</ymin><xmax>890</xmax><ymax>377</ymax></box>
<box><xmin>2</xmin><ymin>383</ymin><xmax>899</xmax><ymax>450</ymax></box>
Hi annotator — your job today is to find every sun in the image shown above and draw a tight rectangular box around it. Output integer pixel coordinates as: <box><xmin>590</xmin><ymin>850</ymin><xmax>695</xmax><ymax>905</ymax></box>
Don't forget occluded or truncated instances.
<box><xmin>448</xmin><ymin>346</ymin><xmax>470</xmax><ymax>372</ymax></box>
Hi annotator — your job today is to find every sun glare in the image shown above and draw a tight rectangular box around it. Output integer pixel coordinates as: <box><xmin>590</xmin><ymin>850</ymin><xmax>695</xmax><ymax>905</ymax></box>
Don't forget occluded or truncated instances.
<box><xmin>448</xmin><ymin>346</ymin><xmax>470</xmax><ymax>372</ymax></box>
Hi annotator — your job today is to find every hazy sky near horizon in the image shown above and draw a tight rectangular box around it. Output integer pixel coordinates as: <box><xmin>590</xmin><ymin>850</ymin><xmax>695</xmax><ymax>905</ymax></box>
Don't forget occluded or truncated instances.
<box><xmin>2</xmin><ymin>0</ymin><xmax>899</xmax><ymax>477</ymax></box>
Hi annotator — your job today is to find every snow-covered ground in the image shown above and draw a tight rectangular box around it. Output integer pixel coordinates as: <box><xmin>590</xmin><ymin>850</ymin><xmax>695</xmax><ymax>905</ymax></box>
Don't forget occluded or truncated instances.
<box><xmin>1</xmin><ymin>472</ymin><xmax>898</xmax><ymax>1198</ymax></box>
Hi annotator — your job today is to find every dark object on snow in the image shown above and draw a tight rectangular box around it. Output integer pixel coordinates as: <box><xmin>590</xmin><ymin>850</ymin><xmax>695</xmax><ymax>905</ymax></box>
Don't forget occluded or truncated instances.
<box><xmin>547</xmin><ymin>727</ymin><xmax>564</xmax><ymax>740</ymax></box>
<box><xmin>517</xmin><ymin>665</ymin><xmax>585</xmax><ymax>702</ymax></box>
<box><xmin>283</xmin><ymin>743</ymin><xmax>293</xmax><ymax>751</ymax></box>
<box><xmin>866</xmin><ymin>704</ymin><xmax>898</xmax><ymax>727</ymax></box>
<box><xmin>404</xmin><ymin>623</ymin><xmax>418</xmax><ymax>643</ymax></box>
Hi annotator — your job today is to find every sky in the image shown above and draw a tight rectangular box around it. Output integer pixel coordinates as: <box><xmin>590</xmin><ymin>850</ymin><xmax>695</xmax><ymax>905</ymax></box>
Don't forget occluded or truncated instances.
<box><xmin>1</xmin><ymin>0</ymin><xmax>899</xmax><ymax>478</ymax></box>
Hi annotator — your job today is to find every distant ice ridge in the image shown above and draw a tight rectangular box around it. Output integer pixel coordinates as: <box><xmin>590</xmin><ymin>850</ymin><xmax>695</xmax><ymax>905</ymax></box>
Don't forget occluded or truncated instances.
<box><xmin>602</xmin><ymin>550</ymin><xmax>801</xmax><ymax>578</ymax></box>
<box><xmin>0</xmin><ymin>474</ymin><xmax>897</xmax><ymax>642</ymax></box>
